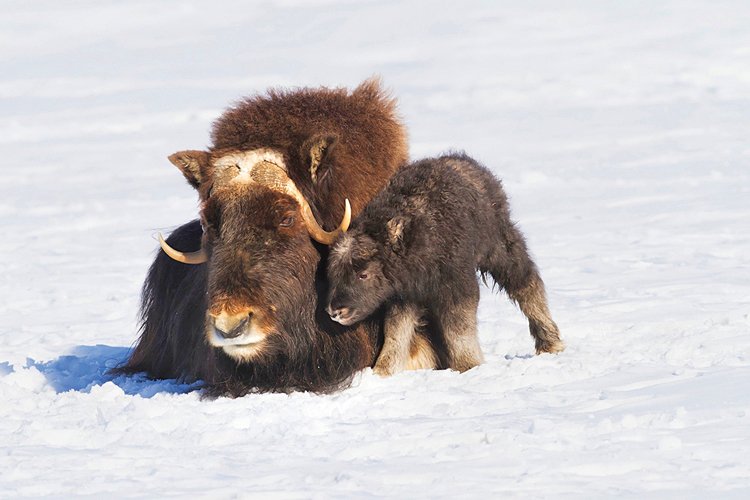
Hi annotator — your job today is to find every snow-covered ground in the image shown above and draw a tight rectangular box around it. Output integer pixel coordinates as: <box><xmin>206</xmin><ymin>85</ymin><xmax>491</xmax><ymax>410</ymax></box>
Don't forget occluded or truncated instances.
<box><xmin>2</xmin><ymin>0</ymin><xmax>749</xmax><ymax>497</ymax></box>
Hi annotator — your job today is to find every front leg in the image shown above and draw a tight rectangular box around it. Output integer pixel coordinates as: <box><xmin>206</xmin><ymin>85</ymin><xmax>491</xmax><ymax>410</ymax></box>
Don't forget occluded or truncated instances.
<box><xmin>373</xmin><ymin>302</ymin><xmax>423</xmax><ymax>376</ymax></box>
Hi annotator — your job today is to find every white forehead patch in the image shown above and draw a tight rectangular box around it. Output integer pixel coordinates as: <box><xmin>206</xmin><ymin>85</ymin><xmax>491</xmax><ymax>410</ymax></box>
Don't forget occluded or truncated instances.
<box><xmin>213</xmin><ymin>149</ymin><xmax>287</xmax><ymax>185</ymax></box>
<box><xmin>332</xmin><ymin>234</ymin><xmax>354</xmax><ymax>261</ymax></box>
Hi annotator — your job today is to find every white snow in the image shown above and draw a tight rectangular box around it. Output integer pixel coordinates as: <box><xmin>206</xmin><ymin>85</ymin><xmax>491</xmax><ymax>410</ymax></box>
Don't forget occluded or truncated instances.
<box><xmin>2</xmin><ymin>0</ymin><xmax>749</xmax><ymax>497</ymax></box>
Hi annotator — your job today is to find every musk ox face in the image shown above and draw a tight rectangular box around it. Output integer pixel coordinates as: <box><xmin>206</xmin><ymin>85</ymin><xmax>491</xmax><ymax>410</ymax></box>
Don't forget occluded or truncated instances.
<box><xmin>326</xmin><ymin>231</ymin><xmax>395</xmax><ymax>326</ymax></box>
<box><xmin>160</xmin><ymin>146</ymin><xmax>350</xmax><ymax>362</ymax></box>
<box><xmin>202</xmin><ymin>186</ymin><xmax>320</xmax><ymax>362</ymax></box>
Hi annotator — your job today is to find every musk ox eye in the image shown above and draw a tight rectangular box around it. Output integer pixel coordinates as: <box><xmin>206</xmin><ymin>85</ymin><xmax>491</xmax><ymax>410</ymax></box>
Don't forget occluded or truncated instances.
<box><xmin>358</xmin><ymin>272</ymin><xmax>369</xmax><ymax>280</ymax></box>
<box><xmin>280</xmin><ymin>215</ymin><xmax>295</xmax><ymax>227</ymax></box>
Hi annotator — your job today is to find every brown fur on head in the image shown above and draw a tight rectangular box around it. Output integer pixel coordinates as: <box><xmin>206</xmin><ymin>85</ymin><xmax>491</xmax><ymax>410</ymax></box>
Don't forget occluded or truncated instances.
<box><xmin>168</xmin><ymin>78</ymin><xmax>408</xmax><ymax>230</ymax></box>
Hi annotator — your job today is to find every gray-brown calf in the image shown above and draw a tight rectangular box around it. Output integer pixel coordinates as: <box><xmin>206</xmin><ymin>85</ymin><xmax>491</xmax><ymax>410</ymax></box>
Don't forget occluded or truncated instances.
<box><xmin>326</xmin><ymin>153</ymin><xmax>564</xmax><ymax>375</ymax></box>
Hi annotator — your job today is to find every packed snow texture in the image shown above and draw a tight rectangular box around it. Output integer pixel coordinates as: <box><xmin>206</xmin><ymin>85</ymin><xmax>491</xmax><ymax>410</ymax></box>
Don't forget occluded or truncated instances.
<box><xmin>2</xmin><ymin>0</ymin><xmax>749</xmax><ymax>497</ymax></box>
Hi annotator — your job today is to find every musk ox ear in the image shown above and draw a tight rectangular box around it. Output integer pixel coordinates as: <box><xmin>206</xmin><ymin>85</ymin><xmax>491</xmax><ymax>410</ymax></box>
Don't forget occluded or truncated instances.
<box><xmin>302</xmin><ymin>134</ymin><xmax>338</xmax><ymax>184</ymax></box>
<box><xmin>386</xmin><ymin>216</ymin><xmax>410</xmax><ymax>253</ymax></box>
<box><xmin>168</xmin><ymin>150</ymin><xmax>210</xmax><ymax>190</ymax></box>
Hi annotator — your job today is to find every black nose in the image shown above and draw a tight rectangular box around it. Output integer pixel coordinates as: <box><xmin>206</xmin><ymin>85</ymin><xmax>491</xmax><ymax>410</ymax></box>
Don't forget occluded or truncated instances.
<box><xmin>326</xmin><ymin>305</ymin><xmax>350</xmax><ymax>320</ymax></box>
<box><xmin>213</xmin><ymin>314</ymin><xmax>250</xmax><ymax>339</ymax></box>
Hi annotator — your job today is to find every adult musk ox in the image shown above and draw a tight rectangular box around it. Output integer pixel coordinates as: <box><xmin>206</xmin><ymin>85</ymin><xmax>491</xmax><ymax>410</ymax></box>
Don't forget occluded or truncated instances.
<box><xmin>116</xmin><ymin>79</ymin><xmax>408</xmax><ymax>396</ymax></box>
<box><xmin>326</xmin><ymin>153</ymin><xmax>565</xmax><ymax>376</ymax></box>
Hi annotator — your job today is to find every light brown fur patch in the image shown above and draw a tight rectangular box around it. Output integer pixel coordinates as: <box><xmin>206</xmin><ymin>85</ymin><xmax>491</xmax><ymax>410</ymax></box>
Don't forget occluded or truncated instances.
<box><xmin>405</xmin><ymin>333</ymin><xmax>438</xmax><ymax>371</ymax></box>
<box><xmin>511</xmin><ymin>276</ymin><xmax>565</xmax><ymax>354</ymax></box>
<box><xmin>439</xmin><ymin>296</ymin><xmax>484</xmax><ymax>372</ymax></box>
<box><xmin>373</xmin><ymin>303</ymin><xmax>423</xmax><ymax>376</ymax></box>
<box><xmin>373</xmin><ymin>304</ymin><xmax>439</xmax><ymax>375</ymax></box>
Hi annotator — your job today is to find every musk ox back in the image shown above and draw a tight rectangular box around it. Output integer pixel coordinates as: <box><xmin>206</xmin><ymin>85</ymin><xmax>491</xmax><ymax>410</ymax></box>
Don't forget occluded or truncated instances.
<box><xmin>326</xmin><ymin>153</ymin><xmax>565</xmax><ymax>376</ymax></box>
<box><xmin>118</xmin><ymin>79</ymin><xmax>407</xmax><ymax>396</ymax></box>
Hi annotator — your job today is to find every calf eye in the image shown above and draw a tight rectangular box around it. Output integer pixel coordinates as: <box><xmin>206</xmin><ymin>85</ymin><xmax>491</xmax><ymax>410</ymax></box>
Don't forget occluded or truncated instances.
<box><xmin>280</xmin><ymin>215</ymin><xmax>295</xmax><ymax>227</ymax></box>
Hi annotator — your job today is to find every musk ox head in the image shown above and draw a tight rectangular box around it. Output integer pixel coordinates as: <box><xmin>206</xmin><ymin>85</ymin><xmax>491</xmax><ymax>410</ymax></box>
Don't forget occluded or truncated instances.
<box><xmin>326</xmin><ymin>217</ymin><xmax>410</xmax><ymax>325</ymax></box>
<box><xmin>156</xmin><ymin>79</ymin><xmax>407</xmax><ymax>363</ymax></box>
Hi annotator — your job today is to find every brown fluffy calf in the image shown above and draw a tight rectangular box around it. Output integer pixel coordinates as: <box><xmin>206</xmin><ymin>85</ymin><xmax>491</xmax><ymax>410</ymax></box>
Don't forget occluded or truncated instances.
<box><xmin>326</xmin><ymin>153</ymin><xmax>565</xmax><ymax>375</ymax></box>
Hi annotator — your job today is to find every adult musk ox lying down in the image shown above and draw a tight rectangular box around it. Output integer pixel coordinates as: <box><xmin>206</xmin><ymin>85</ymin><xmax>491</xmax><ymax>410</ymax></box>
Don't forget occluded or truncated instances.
<box><xmin>115</xmin><ymin>79</ymin><xmax>409</xmax><ymax>396</ymax></box>
<box><xmin>326</xmin><ymin>153</ymin><xmax>565</xmax><ymax>375</ymax></box>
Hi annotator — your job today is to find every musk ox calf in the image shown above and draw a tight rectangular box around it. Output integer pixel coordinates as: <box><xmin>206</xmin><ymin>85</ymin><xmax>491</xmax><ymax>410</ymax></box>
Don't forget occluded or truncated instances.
<box><xmin>326</xmin><ymin>153</ymin><xmax>565</xmax><ymax>375</ymax></box>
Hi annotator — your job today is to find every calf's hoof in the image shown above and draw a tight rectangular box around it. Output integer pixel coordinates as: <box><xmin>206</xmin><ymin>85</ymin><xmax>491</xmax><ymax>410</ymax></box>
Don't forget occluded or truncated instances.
<box><xmin>535</xmin><ymin>339</ymin><xmax>566</xmax><ymax>355</ymax></box>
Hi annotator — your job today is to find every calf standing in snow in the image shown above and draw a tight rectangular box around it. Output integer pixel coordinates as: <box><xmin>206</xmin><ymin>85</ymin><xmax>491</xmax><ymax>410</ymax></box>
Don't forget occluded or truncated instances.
<box><xmin>325</xmin><ymin>154</ymin><xmax>565</xmax><ymax>375</ymax></box>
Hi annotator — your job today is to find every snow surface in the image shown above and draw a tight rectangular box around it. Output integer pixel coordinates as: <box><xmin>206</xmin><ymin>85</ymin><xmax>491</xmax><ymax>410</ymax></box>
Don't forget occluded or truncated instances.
<box><xmin>2</xmin><ymin>0</ymin><xmax>749</xmax><ymax>497</ymax></box>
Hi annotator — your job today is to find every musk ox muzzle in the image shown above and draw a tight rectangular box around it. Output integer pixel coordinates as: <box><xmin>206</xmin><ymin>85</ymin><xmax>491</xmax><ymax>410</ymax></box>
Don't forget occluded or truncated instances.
<box><xmin>205</xmin><ymin>308</ymin><xmax>270</xmax><ymax>362</ymax></box>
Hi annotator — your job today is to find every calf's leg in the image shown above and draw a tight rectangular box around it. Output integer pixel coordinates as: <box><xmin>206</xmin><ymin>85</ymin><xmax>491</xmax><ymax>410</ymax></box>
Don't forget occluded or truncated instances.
<box><xmin>374</xmin><ymin>302</ymin><xmax>424</xmax><ymax>376</ymax></box>
<box><xmin>434</xmin><ymin>276</ymin><xmax>484</xmax><ymax>372</ymax></box>
<box><xmin>509</xmin><ymin>273</ymin><xmax>565</xmax><ymax>354</ymax></box>
<box><xmin>481</xmin><ymin>223</ymin><xmax>565</xmax><ymax>354</ymax></box>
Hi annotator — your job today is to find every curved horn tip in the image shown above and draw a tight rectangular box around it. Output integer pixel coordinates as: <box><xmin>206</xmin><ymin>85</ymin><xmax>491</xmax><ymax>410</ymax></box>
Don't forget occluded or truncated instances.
<box><xmin>341</xmin><ymin>198</ymin><xmax>352</xmax><ymax>233</ymax></box>
<box><xmin>157</xmin><ymin>232</ymin><xmax>208</xmax><ymax>265</ymax></box>
<box><xmin>302</xmin><ymin>200</ymin><xmax>350</xmax><ymax>245</ymax></box>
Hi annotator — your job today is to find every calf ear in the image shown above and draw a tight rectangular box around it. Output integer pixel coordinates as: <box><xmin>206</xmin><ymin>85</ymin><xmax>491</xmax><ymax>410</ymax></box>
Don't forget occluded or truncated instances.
<box><xmin>386</xmin><ymin>216</ymin><xmax>409</xmax><ymax>253</ymax></box>
<box><xmin>302</xmin><ymin>134</ymin><xmax>338</xmax><ymax>184</ymax></box>
<box><xmin>168</xmin><ymin>150</ymin><xmax>210</xmax><ymax>190</ymax></box>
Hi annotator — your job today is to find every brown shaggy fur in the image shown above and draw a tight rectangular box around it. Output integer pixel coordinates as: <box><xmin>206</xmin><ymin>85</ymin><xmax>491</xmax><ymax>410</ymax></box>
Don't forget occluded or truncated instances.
<box><xmin>210</xmin><ymin>78</ymin><xmax>408</xmax><ymax>226</ymax></box>
<box><xmin>117</xmin><ymin>79</ymin><xmax>408</xmax><ymax>396</ymax></box>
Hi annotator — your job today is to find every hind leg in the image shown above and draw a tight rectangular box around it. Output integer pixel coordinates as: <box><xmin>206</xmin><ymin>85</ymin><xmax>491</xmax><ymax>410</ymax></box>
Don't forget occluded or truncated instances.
<box><xmin>510</xmin><ymin>272</ymin><xmax>565</xmax><ymax>354</ymax></box>
<box><xmin>483</xmin><ymin>226</ymin><xmax>565</xmax><ymax>355</ymax></box>
<box><xmin>434</xmin><ymin>276</ymin><xmax>484</xmax><ymax>372</ymax></box>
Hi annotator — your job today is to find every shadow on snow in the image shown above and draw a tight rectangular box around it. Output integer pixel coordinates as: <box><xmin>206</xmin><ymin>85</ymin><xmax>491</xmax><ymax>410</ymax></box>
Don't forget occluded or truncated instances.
<box><xmin>24</xmin><ymin>345</ymin><xmax>202</xmax><ymax>398</ymax></box>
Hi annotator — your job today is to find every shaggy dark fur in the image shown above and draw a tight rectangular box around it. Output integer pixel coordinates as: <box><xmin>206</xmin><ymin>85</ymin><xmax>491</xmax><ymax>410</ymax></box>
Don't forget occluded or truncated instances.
<box><xmin>326</xmin><ymin>153</ymin><xmax>565</xmax><ymax>374</ymax></box>
<box><xmin>207</xmin><ymin>77</ymin><xmax>408</xmax><ymax>222</ymax></box>
<box><xmin>116</xmin><ymin>79</ymin><xmax>406</xmax><ymax>396</ymax></box>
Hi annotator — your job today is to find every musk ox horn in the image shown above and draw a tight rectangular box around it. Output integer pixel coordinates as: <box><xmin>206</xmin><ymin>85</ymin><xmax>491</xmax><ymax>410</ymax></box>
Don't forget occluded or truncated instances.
<box><xmin>299</xmin><ymin>198</ymin><xmax>351</xmax><ymax>244</ymax></box>
<box><xmin>158</xmin><ymin>233</ymin><xmax>208</xmax><ymax>264</ymax></box>
<box><xmin>255</xmin><ymin>160</ymin><xmax>351</xmax><ymax>244</ymax></box>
